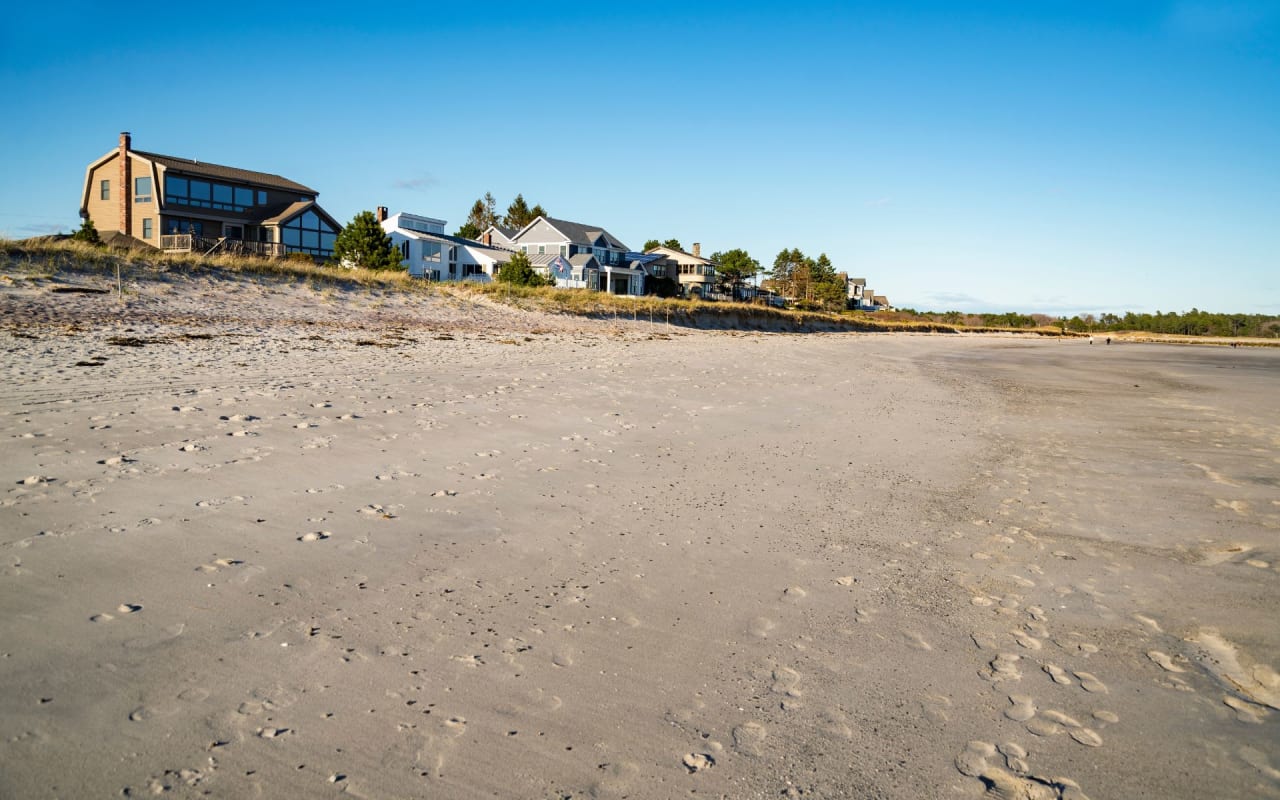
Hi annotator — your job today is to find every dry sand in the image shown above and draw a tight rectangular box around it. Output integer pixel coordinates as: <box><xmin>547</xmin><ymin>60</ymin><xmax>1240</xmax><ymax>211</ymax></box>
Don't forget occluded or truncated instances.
<box><xmin>1</xmin><ymin>269</ymin><xmax>1278</xmax><ymax>798</ymax></box>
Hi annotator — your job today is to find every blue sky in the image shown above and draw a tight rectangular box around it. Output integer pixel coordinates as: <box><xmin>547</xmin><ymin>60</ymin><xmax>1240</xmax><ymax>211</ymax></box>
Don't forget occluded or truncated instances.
<box><xmin>2</xmin><ymin>1</ymin><xmax>1277</xmax><ymax>315</ymax></box>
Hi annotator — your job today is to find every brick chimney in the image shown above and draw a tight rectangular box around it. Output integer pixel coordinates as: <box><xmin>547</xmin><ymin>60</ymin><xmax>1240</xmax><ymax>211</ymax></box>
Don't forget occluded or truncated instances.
<box><xmin>692</xmin><ymin>242</ymin><xmax>701</xmax><ymax>258</ymax></box>
<box><xmin>119</xmin><ymin>132</ymin><xmax>132</xmax><ymax>235</ymax></box>
<box><xmin>482</xmin><ymin>231</ymin><xmax>492</xmax><ymax>245</ymax></box>
<box><xmin>376</xmin><ymin>206</ymin><xmax>388</xmax><ymax>223</ymax></box>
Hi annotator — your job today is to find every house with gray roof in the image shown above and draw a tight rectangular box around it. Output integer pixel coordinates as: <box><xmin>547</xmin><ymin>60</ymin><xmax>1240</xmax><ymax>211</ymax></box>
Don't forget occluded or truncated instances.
<box><xmin>644</xmin><ymin>243</ymin><xmax>717</xmax><ymax>298</ymax></box>
<box><xmin>79</xmin><ymin>132</ymin><xmax>341</xmax><ymax>259</ymax></box>
<box><xmin>379</xmin><ymin>208</ymin><xmax>512</xmax><ymax>281</ymax></box>
<box><xmin>507</xmin><ymin>215</ymin><xmax>644</xmax><ymax>295</ymax></box>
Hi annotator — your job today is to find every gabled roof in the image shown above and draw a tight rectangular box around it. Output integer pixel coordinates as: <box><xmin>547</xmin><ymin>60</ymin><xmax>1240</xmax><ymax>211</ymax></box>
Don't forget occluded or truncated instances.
<box><xmin>644</xmin><ymin>245</ymin><xmax>713</xmax><ymax>265</ymax></box>
<box><xmin>259</xmin><ymin>200</ymin><xmax>342</xmax><ymax>232</ymax></box>
<box><xmin>568</xmin><ymin>253</ymin><xmax>599</xmax><ymax>268</ymax></box>
<box><xmin>133</xmin><ymin>150</ymin><xmax>317</xmax><ymax>194</ymax></box>
<box><xmin>849</xmin><ymin>277</ymin><xmax>867</xmax><ymax>286</ymax></box>
<box><xmin>514</xmin><ymin>215</ymin><xmax>628</xmax><ymax>251</ymax></box>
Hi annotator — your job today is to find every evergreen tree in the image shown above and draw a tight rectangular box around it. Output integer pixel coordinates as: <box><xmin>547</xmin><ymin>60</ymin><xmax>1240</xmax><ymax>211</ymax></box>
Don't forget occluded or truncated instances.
<box><xmin>710</xmin><ymin>249</ymin><xmax>760</xmax><ymax>299</ymax></box>
<box><xmin>496</xmin><ymin>250</ymin><xmax>550</xmax><ymax>286</ymax></box>
<box><xmin>71</xmin><ymin>216</ymin><xmax>101</xmax><ymax>245</ymax></box>
<box><xmin>455</xmin><ymin>222</ymin><xmax>481</xmax><ymax>240</ymax></box>
<box><xmin>504</xmin><ymin>194</ymin><xmax>534</xmax><ymax>229</ymax></box>
<box><xmin>663</xmin><ymin>238</ymin><xmax>683</xmax><ymax>251</ymax></box>
<box><xmin>529</xmin><ymin>203</ymin><xmax>548</xmax><ymax>221</ymax></box>
<box><xmin>812</xmin><ymin>253</ymin><xmax>836</xmax><ymax>282</ymax></box>
<box><xmin>331</xmin><ymin>211</ymin><xmax>402</xmax><ymax>270</ymax></box>
<box><xmin>643</xmin><ymin>239</ymin><xmax>662</xmax><ymax>251</ymax></box>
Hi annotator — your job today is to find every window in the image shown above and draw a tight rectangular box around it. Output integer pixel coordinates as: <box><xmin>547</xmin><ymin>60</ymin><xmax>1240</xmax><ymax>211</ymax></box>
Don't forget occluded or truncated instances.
<box><xmin>142</xmin><ymin>218</ymin><xmax>153</xmax><ymax>239</ymax></box>
<box><xmin>560</xmin><ymin>245</ymin><xmax>567</xmax><ymax>256</ymax></box>
<box><xmin>422</xmin><ymin>242</ymin><xmax>442</xmax><ymax>262</ymax></box>
<box><xmin>401</xmin><ymin>241</ymin><xmax>410</xmax><ymax>260</ymax></box>
<box><xmin>164</xmin><ymin>177</ymin><xmax>258</xmax><ymax>212</ymax></box>
<box><xmin>538</xmin><ymin>245</ymin><xmax>545</xmax><ymax>254</ymax></box>
<box><xmin>257</xmin><ymin>191</ymin><xmax>267</xmax><ymax>205</ymax></box>
<box><xmin>164</xmin><ymin>218</ymin><xmax>203</xmax><ymax>236</ymax></box>
<box><xmin>135</xmin><ymin>176</ymin><xmax>152</xmax><ymax>202</ymax></box>
<box><xmin>282</xmin><ymin>210</ymin><xmax>338</xmax><ymax>257</ymax></box>
<box><xmin>100</xmin><ymin>180</ymin><xmax>109</xmax><ymax>200</ymax></box>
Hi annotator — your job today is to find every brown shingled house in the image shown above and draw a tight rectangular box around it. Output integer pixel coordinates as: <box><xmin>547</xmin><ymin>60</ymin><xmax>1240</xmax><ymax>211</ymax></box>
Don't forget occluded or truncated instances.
<box><xmin>80</xmin><ymin>132</ymin><xmax>342</xmax><ymax>260</ymax></box>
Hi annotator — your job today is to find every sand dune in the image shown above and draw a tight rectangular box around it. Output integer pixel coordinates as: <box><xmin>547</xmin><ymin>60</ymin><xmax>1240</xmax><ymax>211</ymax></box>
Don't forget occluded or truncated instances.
<box><xmin>1</xmin><ymin>269</ymin><xmax>1277</xmax><ymax>798</ymax></box>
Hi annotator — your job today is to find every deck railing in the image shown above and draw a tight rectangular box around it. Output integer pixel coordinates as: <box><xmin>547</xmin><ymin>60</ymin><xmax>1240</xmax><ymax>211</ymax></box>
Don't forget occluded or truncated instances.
<box><xmin>160</xmin><ymin>234</ymin><xmax>285</xmax><ymax>259</ymax></box>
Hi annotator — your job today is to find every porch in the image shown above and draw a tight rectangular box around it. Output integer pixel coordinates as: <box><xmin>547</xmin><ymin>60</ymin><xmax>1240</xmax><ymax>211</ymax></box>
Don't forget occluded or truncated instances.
<box><xmin>160</xmin><ymin>234</ymin><xmax>286</xmax><ymax>259</ymax></box>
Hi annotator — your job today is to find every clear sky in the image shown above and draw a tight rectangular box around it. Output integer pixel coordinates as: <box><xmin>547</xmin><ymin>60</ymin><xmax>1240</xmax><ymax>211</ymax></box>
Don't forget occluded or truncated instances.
<box><xmin>2</xmin><ymin>1</ymin><xmax>1277</xmax><ymax>315</ymax></box>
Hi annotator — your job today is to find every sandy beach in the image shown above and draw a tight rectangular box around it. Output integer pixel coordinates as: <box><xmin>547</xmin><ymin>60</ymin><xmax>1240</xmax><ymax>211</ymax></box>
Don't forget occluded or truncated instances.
<box><xmin>1</xmin><ymin>270</ymin><xmax>1278</xmax><ymax>798</ymax></box>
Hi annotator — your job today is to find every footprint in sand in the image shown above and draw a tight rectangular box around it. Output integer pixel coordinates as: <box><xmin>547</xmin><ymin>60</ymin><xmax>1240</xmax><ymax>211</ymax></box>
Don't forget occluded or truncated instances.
<box><xmin>955</xmin><ymin>740</ymin><xmax>1090</xmax><ymax>799</ymax></box>
<box><xmin>982</xmin><ymin>653</ymin><xmax>1022</xmax><ymax>682</ymax></box>
<box><xmin>770</xmin><ymin>667</ymin><xmax>803</xmax><ymax>699</ymax></box>
<box><xmin>1147</xmin><ymin>651</ymin><xmax>1185</xmax><ymax>673</ymax></box>
<box><xmin>903</xmin><ymin>631</ymin><xmax>932</xmax><ymax>651</ymax></box>
<box><xmin>748</xmin><ymin>617</ymin><xmax>776</xmax><ymax>638</ymax></box>
<box><xmin>732</xmin><ymin>722</ymin><xmax>767</xmax><ymax>757</ymax></box>
<box><xmin>1005</xmin><ymin>694</ymin><xmax>1036</xmax><ymax>722</ymax></box>
<box><xmin>1043</xmin><ymin>664</ymin><xmax>1074</xmax><ymax>686</ymax></box>
<box><xmin>298</xmin><ymin>532</ymin><xmax>331</xmax><ymax>542</ymax></box>
<box><xmin>682</xmin><ymin>753</ymin><xmax>715</xmax><ymax>773</ymax></box>
<box><xmin>921</xmin><ymin>694</ymin><xmax>952</xmax><ymax>722</ymax></box>
<box><xmin>1074</xmin><ymin>671</ymin><xmax>1108</xmax><ymax>693</ymax></box>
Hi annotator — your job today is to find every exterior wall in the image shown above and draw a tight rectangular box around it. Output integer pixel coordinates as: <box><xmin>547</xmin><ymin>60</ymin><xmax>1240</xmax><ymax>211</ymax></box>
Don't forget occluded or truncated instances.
<box><xmin>83</xmin><ymin>155</ymin><xmax>121</xmax><ymax>234</ymax></box>
<box><xmin>513</xmin><ymin>219</ymin><xmax>567</xmax><ymax>247</ymax></box>
<box><xmin>128</xmin><ymin>155</ymin><xmax>161</xmax><ymax>243</ymax></box>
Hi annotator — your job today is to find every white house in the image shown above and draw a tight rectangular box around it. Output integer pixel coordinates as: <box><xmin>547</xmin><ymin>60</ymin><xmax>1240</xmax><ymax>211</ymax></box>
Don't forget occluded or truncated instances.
<box><xmin>507</xmin><ymin>215</ymin><xmax>645</xmax><ymax>296</ymax></box>
<box><xmin>378</xmin><ymin>208</ymin><xmax>511</xmax><ymax>281</ymax></box>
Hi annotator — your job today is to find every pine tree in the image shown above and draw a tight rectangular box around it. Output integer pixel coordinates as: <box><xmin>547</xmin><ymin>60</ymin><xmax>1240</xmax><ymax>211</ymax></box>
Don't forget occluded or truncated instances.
<box><xmin>529</xmin><ymin>203</ymin><xmax>547</xmax><ymax>221</ymax></box>
<box><xmin>70</xmin><ymin>216</ymin><xmax>101</xmax><ymax>245</ymax></box>
<box><xmin>496</xmin><ymin>250</ymin><xmax>549</xmax><ymax>286</ymax></box>
<box><xmin>331</xmin><ymin>211</ymin><xmax>402</xmax><ymax>270</ymax></box>
<box><xmin>643</xmin><ymin>239</ymin><xmax>661</xmax><ymax>251</ymax></box>
<box><xmin>504</xmin><ymin>194</ymin><xmax>534</xmax><ymax>229</ymax></box>
<box><xmin>663</xmin><ymin>238</ymin><xmax>682</xmax><ymax>251</ymax></box>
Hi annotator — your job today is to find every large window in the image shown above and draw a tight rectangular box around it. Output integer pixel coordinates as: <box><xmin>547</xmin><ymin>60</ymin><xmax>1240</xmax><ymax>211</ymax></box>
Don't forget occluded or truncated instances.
<box><xmin>165</xmin><ymin>175</ymin><xmax>276</xmax><ymax>212</ymax></box>
<box><xmin>422</xmin><ymin>242</ymin><xmax>442</xmax><ymax>262</ymax></box>
<box><xmin>282</xmin><ymin>209</ymin><xmax>337</xmax><ymax>258</ymax></box>
<box><xmin>164</xmin><ymin>218</ymin><xmax>204</xmax><ymax>236</ymax></box>
<box><xmin>135</xmin><ymin>177</ymin><xmax>152</xmax><ymax>202</ymax></box>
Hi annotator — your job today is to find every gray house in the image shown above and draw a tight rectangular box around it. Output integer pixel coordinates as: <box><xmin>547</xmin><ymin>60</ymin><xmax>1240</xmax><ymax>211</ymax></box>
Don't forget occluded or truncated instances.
<box><xmin>507</xmin><ymin>216</ymin><xmax>644</xmax><ymax>295</ymax></box>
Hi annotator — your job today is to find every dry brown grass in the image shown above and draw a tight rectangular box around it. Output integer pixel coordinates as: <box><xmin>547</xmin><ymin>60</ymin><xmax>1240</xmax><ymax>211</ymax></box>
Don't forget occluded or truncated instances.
<box><xmin>1</xmin><ymin>238</ymin><xmax>429</xmax><ymax>292</ymax></box>
<box><xmin>451</xmin><ymin>283</ymin><xmax>1076</xmax><ymax>335</ymax></box>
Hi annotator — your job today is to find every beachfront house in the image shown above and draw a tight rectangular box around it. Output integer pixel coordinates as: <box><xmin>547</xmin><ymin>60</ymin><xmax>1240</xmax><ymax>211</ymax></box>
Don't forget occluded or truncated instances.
<box><xmin>507</xmin><ymin>216</ymin><xmax>644</xmax><ymax>295</ymax></box>
<box><xmin>79</xmin><ymin>132</ymin><xmax>341</xmax><ymax>260</ymax></box>
<box><xmin>846</xmin><ymin>276</ymin><xmax>867</xmax><ymax>308</ymax></box>
<box><xmin>379</xmin><ymin>208</ymin><xmax>511</xmax><ymax>281</ymax></box>
<box><xmin>644</xmin><ymin>243</ymin><xmax>717</xmax><ymax>299</ymax></box>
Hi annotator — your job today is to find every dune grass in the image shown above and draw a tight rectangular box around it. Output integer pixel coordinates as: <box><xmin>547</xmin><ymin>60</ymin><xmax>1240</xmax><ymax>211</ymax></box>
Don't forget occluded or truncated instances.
<box><xmin>0</xmin><ymin>238</ymin><xmax>429</xmax><ymax>292</ymax></box>
<box><xmin>451</xmin><ymin>282</ymin><xmax>1075</xmax><ymax>336</ymax></box>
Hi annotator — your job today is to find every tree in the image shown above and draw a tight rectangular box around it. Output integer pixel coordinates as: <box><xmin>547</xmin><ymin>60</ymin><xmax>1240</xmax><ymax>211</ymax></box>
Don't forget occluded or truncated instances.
<box><xmin>71</xmin><ymin>215</ymin><xmax>101</xmax><ymax>245</ymax></box>
<box><xmin>663</xmin><ymin>238</ymin><xmax>682</xmax><ymax>251</ymax></box>
<box><xmin>710</xmin><ymin>248</ymin><xmax>760</xmax><ymax>299</ymax></box>
<box><xmin>504</xmin><ymin>194</ymin><xmax>536</xmax><ymax>229</ymax></box>
<box><xmin>496</xmin><ymin>250</ymin><xmax>551</xmax><ymax>286</ymax></box>
<box><xmin>529</xmin><ymin>203</ymin><xmax>547</xmax><ymax>221</ymax></box>
<box><xmin>331</xmin><ymin>211</ymin><xmax>402</xmax><ymax>270</ymax></box>
<box><xmin>643</xmin><ymin>239</ymin><xmax>661</xmax><ymax>251</ymax></box>
<box><xmin>455</xmin><ymin>222</ymin><xmax>481</xmax><ymax>240</ymax></box>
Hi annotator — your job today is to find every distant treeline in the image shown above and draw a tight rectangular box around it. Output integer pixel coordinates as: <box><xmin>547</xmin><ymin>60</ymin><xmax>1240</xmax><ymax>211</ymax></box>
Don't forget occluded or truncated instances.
<box><xmin>887</xmin><ymin>308</ymin><xmax>1280</xmax><ymax>337</ymax></box>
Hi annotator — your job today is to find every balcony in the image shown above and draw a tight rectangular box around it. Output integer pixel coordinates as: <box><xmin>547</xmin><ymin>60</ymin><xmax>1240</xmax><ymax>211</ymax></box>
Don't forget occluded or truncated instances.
<box><xmin>160</xmin><ymin>234</ymin><xmax>286</xmax><ymax>259</ymax></box>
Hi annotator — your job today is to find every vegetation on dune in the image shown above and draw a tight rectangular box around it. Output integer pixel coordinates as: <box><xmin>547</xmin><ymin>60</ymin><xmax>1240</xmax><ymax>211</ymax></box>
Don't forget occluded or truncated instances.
<box><xmin>330</xmin><ymin>210</ymin><xmax>402</xmax><ymax>271</ymax></box>
<box><xmin>1</xmin><ymin>238</ymin><xmax>427</xmax><ymax>291</ymax></box>
<box><xmin>5</xmin><ymin>239</ymin><xmax>1273</xmax><ymax>340</ymax></box>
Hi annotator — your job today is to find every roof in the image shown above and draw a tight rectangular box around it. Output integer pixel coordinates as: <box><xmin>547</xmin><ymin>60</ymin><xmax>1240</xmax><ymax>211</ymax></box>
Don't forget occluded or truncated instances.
<box><xmin>568</xmin><ymin>253</ymin><xmax>599</xmax><ymax>267</ymax></box>
<box><xmin>644</xmin><ymin>245</ymin><xmax>713</xmax><ymax>265</ymax></box>
<box><xmin>133</xmin><ymin>150</ymin><xmax>317</xmax><ymax>195</ymax></box>
<box><xmin>391</xmin><ymin>224</ymin><xmax>514</xmax><ymax>255</ymax></box>
<box><xmin>523</xmin><ymin>216</ymin><xmax>628</xmax><ymax>251</ymax></box>
<box><xmin>526</xmin><ymin>254</ymin><xmax>559</xmax><ymax>266</ymax></box>
<box><xmin>849</xmin><ymin>277</ymin><xmax>867</xmax><ymax>286</ymax></box>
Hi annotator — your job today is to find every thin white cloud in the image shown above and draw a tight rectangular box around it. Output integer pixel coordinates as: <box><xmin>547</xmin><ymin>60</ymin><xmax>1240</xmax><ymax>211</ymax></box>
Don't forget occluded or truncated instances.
<box><xmin>392</xmin><ymin>175</ymin><xmax>439</xmax><ymax>192</ymax></box>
